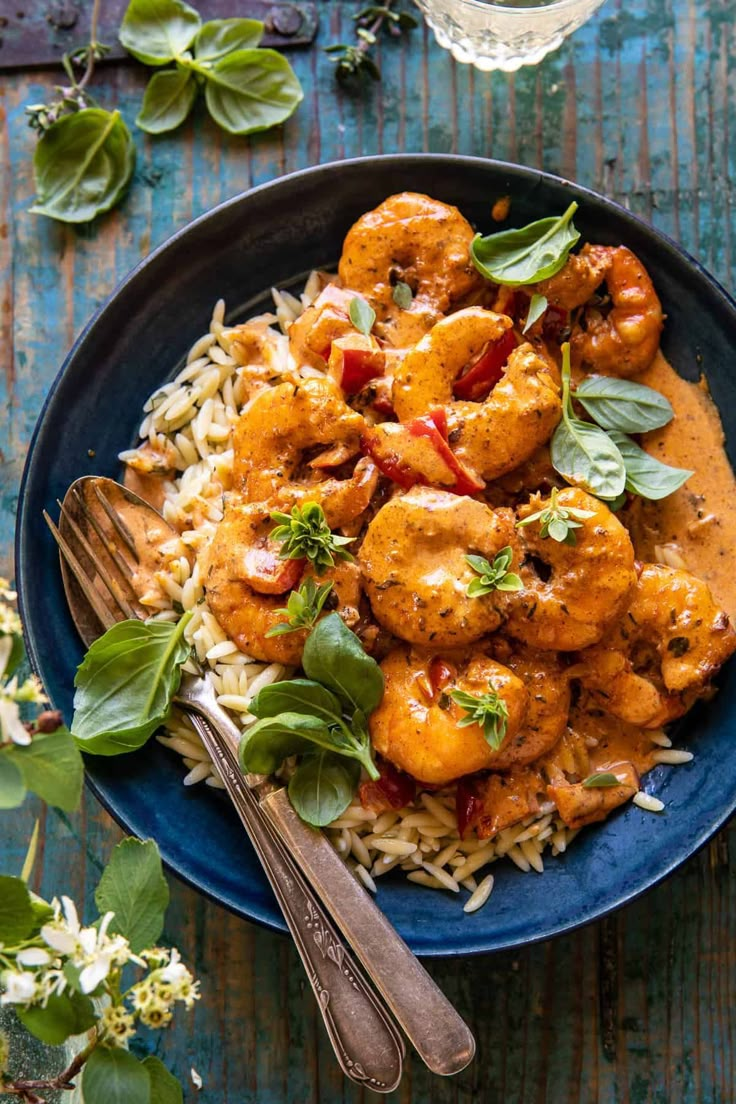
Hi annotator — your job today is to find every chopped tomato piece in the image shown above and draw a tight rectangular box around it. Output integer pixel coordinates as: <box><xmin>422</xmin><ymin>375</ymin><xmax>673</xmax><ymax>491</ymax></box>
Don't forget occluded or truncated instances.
<box><xmin>360</xmin><ymin>758</ymin><xmax>417</xmax><ymax>813</ymax></box>
<box><xmin>328</xmin><ymin>333</ymin><xmax>386</xmax><ymax>395</ymax></box>
<box><xmin>542</xmin><ymin>304</ymin><xmax>570</xmax><ymax>343</ymax></box>
<box><xmin>453</xmin><ymin>329</ymin><xmax>517</xmax><ymax>402</ymax></box>
<box><xmin>455</xmin><ymin>777</ymin><xmax>483</xmax><ymax>839</ymax></box>
<box><xmin>429</xmin><ymin>656</ymin><xmax>455</xmax><ymax>695</ymax></box>
<box><xmin>242</xmin><ymin>544</ymin><xmax>304</xmax><ymax>595</ymax></box>
<box><xmin>361</xmin><ymin>413</ymin><xmax>484</xmax><ymax>497</ymax></box>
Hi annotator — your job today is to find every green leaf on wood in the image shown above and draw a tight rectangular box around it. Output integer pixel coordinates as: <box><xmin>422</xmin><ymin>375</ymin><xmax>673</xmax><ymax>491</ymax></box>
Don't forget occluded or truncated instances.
<box><xmin>94</xmin><ymin>838</ymin><xmax>169</xmax><ymax>953</ymax></box>
<box><xmin>136</xmin><ymin>68</ymin><xmax>197</xmax><ymax>134</ymax></box>
<box><xmin>82</xmin><ymin>1046</ymin><xmax>151</xmax><ymax>1104</ymax></box>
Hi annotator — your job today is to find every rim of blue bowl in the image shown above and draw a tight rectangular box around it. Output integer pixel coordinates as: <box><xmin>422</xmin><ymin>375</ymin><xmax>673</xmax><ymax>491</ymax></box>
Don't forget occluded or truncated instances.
<box><xmin>16</xmin><ymin>153</ymin><xmax>736</xmax><ymax>955</ymax></box>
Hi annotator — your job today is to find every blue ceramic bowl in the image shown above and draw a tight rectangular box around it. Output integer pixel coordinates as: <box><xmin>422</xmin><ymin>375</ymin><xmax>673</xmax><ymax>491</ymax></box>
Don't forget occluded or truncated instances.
<box><xmin>16</xmin><ymin>155</ymin><xmax>736</xmax><ymax>956</ymax></box>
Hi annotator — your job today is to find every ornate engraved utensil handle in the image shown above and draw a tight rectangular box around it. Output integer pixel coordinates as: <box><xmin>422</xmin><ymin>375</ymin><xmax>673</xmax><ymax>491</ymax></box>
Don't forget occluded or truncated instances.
<box><xmin>181</xmin><ymin>703</ymin><xmax>404</xmax><ymax>1094</ymax></box>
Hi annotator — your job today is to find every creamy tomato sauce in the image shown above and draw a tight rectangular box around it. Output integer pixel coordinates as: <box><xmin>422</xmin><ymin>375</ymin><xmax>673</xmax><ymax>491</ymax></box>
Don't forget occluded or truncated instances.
<box><xmin>626</xmin><ymin>351</ymin><xmax>736</xmax><ymax>621</ymax></box>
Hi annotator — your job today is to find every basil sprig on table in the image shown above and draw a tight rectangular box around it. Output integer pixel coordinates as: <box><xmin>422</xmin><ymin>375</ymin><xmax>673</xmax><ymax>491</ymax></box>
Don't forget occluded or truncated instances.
<box><xmin>31</xmin><ymin>108</ymin><xmax>136</xmax><ymax>224</ymax></box>
<box><xmin>471</xmin><ymin>202</ymin><xmax>580</xmax><ymax>286</ymax></box>
<box><xmin>240</xmin><ymin>613</ymin><xmax>384</xmax><ymax>827</ymax></box>
<box><xmin>120</xmin><ymin>0</ymin><xmax>304</xmax><ymax>136</ymax></box>
<box><xmin>550</xmin><ymin>345</ymin><xmax>692</xmax><ymax>502</ymax></box>
<box><xmin>71</xmin><ymin>614</ymin><xmax>193</xmax><ymax>755</ymax></box>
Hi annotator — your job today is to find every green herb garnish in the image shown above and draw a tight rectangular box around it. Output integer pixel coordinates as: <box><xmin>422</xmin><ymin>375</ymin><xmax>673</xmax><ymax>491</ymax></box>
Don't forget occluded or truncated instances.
<box><xmin>550</xmin><ymin>344</ymin><xmax>627</xmax><ymax>500</ymax></box>
<box><xmin>71</xmin><ymin>613</ymin><xmax>193</xmax><ymax>755</ymax></box>
<box><xmin>449</xmin><ymin>683</ymin><xmax>509</xmax><ymax>751</ymax></box>
<box><xmin>265</xmin><ymin>578</ymin><xmax>334</xmax><ymax>637</ymax></box>
<box><xmin>392</xmin><ymin>281</ymin><xmax>413</xmax><ymax>309</ymax></box>
<box><xmin>471</xmin><ymin>202</ymin><xmax>580</xmax><ymax>287</ymax></box>
<box><xmin>517</xmin><ymin>486</ymin><xmax>595</xmax><ymax>546</ymax></box>
<box><xmin>270</xmin><ymin>502</ymin><xmax>355</xmax><ymax>574</ymax></box>
<box><xmin>573</xmin><ymin>374</ymin><xmax>675</xmax><ymax>434</ymax></box>
<box><xmin>325</xmin><ymin>2</ymin><xmax>417</xmax><ymax>84</ymax></box>
<box><xmin>608</xmin><ymin>431</ymin><xmax>692</xmax><ymax>501</ymax></box>
<box><xmin>465</xmin><ymin>546</ymin><xmax>522</xmax><ymax>598</ymax></box>
<box><xmin>522</xmin><ymin>293</ymin><xmax>548</xmax><ymax>333</ymax></box>
<box><xmin>241</xmin><ymin>614</ymin><xmax>384</xmax><ymax>826</ymax></box>
<box><xmin>582</xmin><ymin>772</ymin><xmax>621</xmax><ymax>788</ymax></box>
<box><xmin>349</xmin><ymin>296</ymin><xmax>376</xmax><ymax>336</ymax></box>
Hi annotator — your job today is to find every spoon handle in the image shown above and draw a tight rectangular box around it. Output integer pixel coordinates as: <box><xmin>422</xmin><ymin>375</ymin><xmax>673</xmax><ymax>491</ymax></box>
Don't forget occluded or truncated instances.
<box><xmin>182</xmin><ymin>704</ymin><xmax>404</xmax><ymax>1094</ymax></box>
<box><xmin>178</xmin><ymin>675</ymin><xmax>475</xmax><ymax>1078</ymax></box>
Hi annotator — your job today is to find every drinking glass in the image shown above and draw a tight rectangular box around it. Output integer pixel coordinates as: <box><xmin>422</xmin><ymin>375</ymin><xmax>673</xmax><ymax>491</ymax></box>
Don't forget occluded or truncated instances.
<box><xmin>414</xmin><ymin>0</ymin><xmax>607</xmax><ymax>71</ymax></box>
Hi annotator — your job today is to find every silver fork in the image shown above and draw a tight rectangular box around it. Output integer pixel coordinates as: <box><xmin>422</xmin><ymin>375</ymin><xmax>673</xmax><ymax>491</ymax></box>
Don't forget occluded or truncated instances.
<box><xmin>45</xmin><ymin>476</ymin><xmax>475</xmax><ymax>1084</ymax></box>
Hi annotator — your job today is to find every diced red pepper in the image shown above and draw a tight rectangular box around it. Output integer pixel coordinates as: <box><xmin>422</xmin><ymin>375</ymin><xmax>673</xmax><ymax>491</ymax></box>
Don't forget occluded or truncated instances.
<box><xmin>455</xmin><ymin>777</ymin><xmax>482</xmax><ymax>840</ymax></box>
<box><xmin>429</xmin><ymin>656</ymin><xmax>455</xmax><ymax>696</ymax></box>
<box><xmin>327</xmin><ymin>334</ymin><xmax>386</xmax><ymax>395</ymax></box>
<box><xmin>242</xmin><ymin>545</ymin><xmax>304</xmax><ymax>596</ymax></box>
<box><xmin>407</xmin><ymin>411</ymin><xmax>485</xmax><ymax>496</ymax></box>
<box><xmin>453</xmin><ymin>329</ymin><xmax>517</xmax><ymax>402</ymax></box>
<box><xmin>359</xmin><ymin>758</ymin><xmax>417</xmax><ymax>813</ymax></box>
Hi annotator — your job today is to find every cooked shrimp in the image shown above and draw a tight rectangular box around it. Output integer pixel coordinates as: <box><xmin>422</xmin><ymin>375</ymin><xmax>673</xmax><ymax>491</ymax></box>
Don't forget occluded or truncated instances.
<box><xmin>571</xmin><ymin>562</ymin><xmax>736</xmax><ymax>727</ymax></box>
<box><xmin>392</xmin><ymin>309</ymin><xmax>561</xmax><ymax>481</ymax></box>
<box><xmin>359</xmin><ymin>486</ymin><xmax>519</xmax><ymax>646</ymax></box>
<box><xmin>204</xmin><ymin>500</ymin><xmax>361</xmax><ymax>665</ymax></box>
<box><xmin>338</xmin><ymin>192</ymin><xmax>482</xmax><ymax>348</ymax></box>
<box><xmin>487</xmin><ymin>643</ymin><xmax>571</xmax><ymax>769</ymax></box>
<box><xmin>232</xmin><ymin>377</ymin><xmax>378</xmax><ymax>526</ymax></box>
<box><xmin>572</xmin><ymin>246</ymin><xmax>663</xmax><ymax>377</ymax></box>
<box><xmin>547</xmin><ymin>763</ymin><xmax>640</xmax><ymax>830</ymax></box>
<box><xmin>506</xmin><ymin>488</ymin><xmax>637</xmax><ymax>650</ymax></box>
<box><xmin>369</xmin><ymin>647</ymin><xmax>529</xmax><ymax>785</ymax></box>
<box><xmin>535</xmin><ymin>243</ymin><xmax>612</xmax><ymax>310</ymax></box>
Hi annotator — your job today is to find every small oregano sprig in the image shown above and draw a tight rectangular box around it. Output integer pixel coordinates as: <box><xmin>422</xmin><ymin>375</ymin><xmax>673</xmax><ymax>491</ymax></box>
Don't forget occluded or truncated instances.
<box><xmin>465</xmin><ymin>547</ymin><xmax>522</xmax><ymax>598</ymax></box>
<box><xmin>517</xmin><ymin>487</ymin><xmax>595</xmax><ymax>546</ymax></box>
<box><xmin>0</xmin><ymin>578</ymin><xmax>83</xmax><ymax>812</ymax></box>
<box><xmin>449</xmin><ymin>683</ymin><xmax>509</xmax><ymax>751</ymax></box>
<box><xmin>270</xmin><ymin>502</ymin><xmax>355</xmax><ymax>574</ymax></box>
<box><xmin>0</xmin><ymin>838</ymin><xmax>198</xmax><ymax>1103</ymax></box>
<box><xmin>26</xmin><ymin>0</ymin><xmax>135</xmax><ymax>224</ymax></box>
<box><xmin>266</xmin><ymin>578</ymin><xmax>335</xmax><ymax>638</ymax></box>
<box><xmin>325</xmin><ymin>1</ymin><xmax>417</xmax><ymax>84</ymax></box>
<box><xmin>120</xmin><ymin>0</ymin><xmax>304</xmax><ymax>136</ymax></box>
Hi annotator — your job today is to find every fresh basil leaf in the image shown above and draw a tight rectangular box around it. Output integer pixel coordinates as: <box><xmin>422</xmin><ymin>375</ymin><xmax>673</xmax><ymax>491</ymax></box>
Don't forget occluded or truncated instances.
<box><xmin>471</xmin><ymin>202</ymin><xmax>580</xmax><ymax>286</ymax></box>
<box><xmin>143</xmin><ymin>1056</ymin><xmax>184</xmax><ymax>1104</ymax></box>
<box><xmin>18</xmin><ymin>991</ymin><xmax>97</xmax><ymax>1046</ymax></box>
<box><xmin>0</xmin><ymin>875</ymin><xmax>34</xmax><ymax>942</ymax></box>
<box><xmin>239</xmin><ymin>713</ymin><xmax>338</xmax><ymax>775</ymax></box>
<box><xmin>0</xmin><ymin>753</ymin><xmax>27</xmax><ymax>809</ymax></box>
<box><xmin>203</xmin><ymin>48</ymin><xmax>303</xmax><ymax>136</ymax></box>
<box><xmin>136</xmin><ymin>67</ymin><xmax>197</xmax><ymax>134</ymax></box>
<box><xmin>551</xmin><ymin>417</ymin><xmax>626</xmax><ymax>500</ymax></box>
<box><xmin>249</xmin><ymin>679</ymin><xmax>343</xmax><ymax>724</ymax></box>
<box><xmin>119</xmin><ymin>0</ymin><xmax>201</xmax><ymax>65</ymax></box>
<box><xmin>302</xmin><ymin>613</ymin><xmax>384</xmax><ymax>716</ymax></box>
<box><xmin>94</xmin><ymin>838</ymin><xmax>169</xmax><ymax>953</ymax></box>
<box><xmin>30</xmin><ymin>109</ymin><xmax>135</xmax><ymax>224</ymax></box>
<box><xmin>392</xmin><ymin>281</ymin><xmax>413</xmax><ymax>309</ymax></box>
<box><xmin>72</xmin><ymin>615</ymin><xmax>192</xmax><ymax>755</ymax></box>
<box><xmin>83</xmin><ymin>1046</ymin><xmax>151</xmax><ymax>1104</ymax></box>
<box><xmin>6</xmin><ymin>728</ymin><xmax>83</xmax><ymax>811</ymax></box>
<box><xmin>194</xmin><ymin>17</ymin><xmax>264</xmax><ymax>60</ymax></box>
<box><xmin>288</xmin><ymin>751</ymin><xmax>360</xmax><ymax>827</ymax></box>
<box><xmin>29</xmin><ymin>893</ymin><xmax>55</xmax><ymax>934</ymax></box>
<box><xmin>349</xmin><ymin>296</ymin><xmax>376</xmax><ymax>336</ymax></box>
<box><xmin>582</xmin><ymin>772</ymin><xmax>621</xmax><ymax>788</ymax></box>
<box><xmin>608</xmin><ymin>431</ymin><xmax>693</xmax><ymax>500</ymax></box>
<box><xmin>574</xmin><ymin>375</ymin><xmax>674</xmax><ymax>433</ymax></box>
<box><xmin>523</xmin><ymin>293</ymin><xmax>548</xmax><ymax>333</ymax></box>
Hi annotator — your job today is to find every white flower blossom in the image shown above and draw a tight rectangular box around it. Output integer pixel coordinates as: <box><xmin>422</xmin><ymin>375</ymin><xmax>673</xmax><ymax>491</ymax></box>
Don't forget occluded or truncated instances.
<box><xmin>15</xmin><ymin>948</ymin><xmax>52</xmax><ymax>968</ymax></box>
<box><xmin>0</xmin><ymin>578</ymin><xmax>17</xmax><ymax>603</ymax></box>
<box><xmin>1</xmin><ymin>970</ymin><xmax>38</xmax><ymax>1006</ymax></box>
<box><xmin>41</xmin><ymin>899</ymin><xmax>133</xmax><ymax>994</ymax></box>
<box><xmin>13</xmin><ymin>674</ymin><xmax>47</xmax><ymax>705</ymax></box>
<box><xmin>0</xmin><ymin>695</ymin><xmax>31</xmax><ymax>746</ymax></box>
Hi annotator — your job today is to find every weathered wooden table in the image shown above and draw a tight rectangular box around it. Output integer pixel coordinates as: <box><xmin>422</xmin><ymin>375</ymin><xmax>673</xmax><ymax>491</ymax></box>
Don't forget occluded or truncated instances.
<box><xmin>2</xmin><ymin>0</ymin><xmax>735</xmax><ymax>1099</ymax></box>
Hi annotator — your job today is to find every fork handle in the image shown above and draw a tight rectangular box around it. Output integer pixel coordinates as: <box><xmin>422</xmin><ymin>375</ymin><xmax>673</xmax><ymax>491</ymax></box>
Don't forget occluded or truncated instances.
<box><xmin>183</xmin><ymin>707</ymin><xmax>404</xmax><ymax>1094</ymax></box>
<box><xmin>178</xmin><ymin>678</ymin><xmax>475</xmax><ymax>1077</ymax></box>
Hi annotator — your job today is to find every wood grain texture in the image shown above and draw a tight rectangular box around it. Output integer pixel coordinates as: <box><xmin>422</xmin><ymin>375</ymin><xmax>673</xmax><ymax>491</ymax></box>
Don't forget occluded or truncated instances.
<box><xmin>2</xmin><ymin>0</ymin><xmax>736</xmax><ymax>1099</ymax></box>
